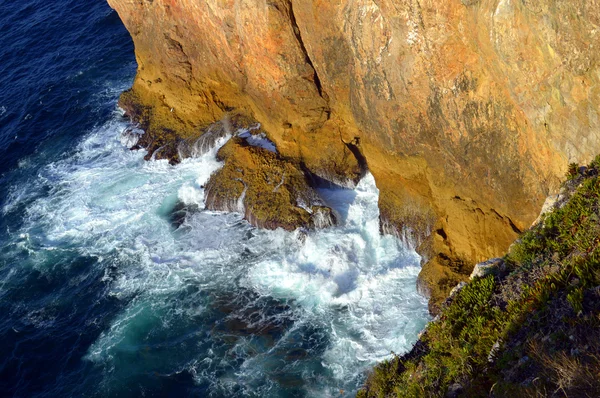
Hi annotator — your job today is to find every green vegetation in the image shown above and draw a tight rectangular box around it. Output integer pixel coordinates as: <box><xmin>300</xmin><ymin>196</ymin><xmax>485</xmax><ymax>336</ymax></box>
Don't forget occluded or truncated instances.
<box><xmin>359</xmin><ymin>157</ymin><xmax>600</xmax><ymax>397</ymax></box>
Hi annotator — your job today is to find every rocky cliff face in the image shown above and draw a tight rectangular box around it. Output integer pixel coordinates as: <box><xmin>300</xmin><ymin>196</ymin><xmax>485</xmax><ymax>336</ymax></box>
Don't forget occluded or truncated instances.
<box><xmin>107</xmin><ymin>0</ymin><xmax>600</xmax><ymax>311</ymax></box>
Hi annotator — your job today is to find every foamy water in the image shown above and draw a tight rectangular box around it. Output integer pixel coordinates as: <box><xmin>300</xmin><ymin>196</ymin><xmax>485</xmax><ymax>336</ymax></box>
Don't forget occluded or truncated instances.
<box><xmin>2</xmin><ymin>113</ymin><xmax>429</xmax><ymax>396</ymax></box>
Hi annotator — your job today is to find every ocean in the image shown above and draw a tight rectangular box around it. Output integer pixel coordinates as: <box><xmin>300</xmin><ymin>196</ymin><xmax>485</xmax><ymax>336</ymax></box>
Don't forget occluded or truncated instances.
<box><xmin>0</xmin><ymin>1</ymin><xmax>429</xmax><ymax>396</ymax></box>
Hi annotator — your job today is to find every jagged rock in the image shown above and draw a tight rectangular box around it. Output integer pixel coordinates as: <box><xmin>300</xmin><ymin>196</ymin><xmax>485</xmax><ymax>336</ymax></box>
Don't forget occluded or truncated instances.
<box><xmin>449</xmin><ymin>281</ymin><xmax>467</xmax><ymax>297</ymax></box>
<box><xmin>531</xmin><ymin>194</ymin><xmax>561</xmax><ymax>226</ymax></box>
<box><xmin>470</xmin><ymin>258</ymin><xmax>505</xmax><ymax>279</ymax></box>
<box><xmin>108</xmin><ymin>0</ymin><xmax>600</xmax><ymax>312</ymax></box>
<box><xmin>205</xmin><ymin>137</ymin><xmax>335</xmax><ymax>231</ymax></box>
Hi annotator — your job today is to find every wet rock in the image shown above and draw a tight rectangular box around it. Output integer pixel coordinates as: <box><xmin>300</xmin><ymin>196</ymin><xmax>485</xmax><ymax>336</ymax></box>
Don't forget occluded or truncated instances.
<box><xmin>108</xmin><ymin>0</ymin><xmax>600</xmax><ymax>315</ymax></box>
<box><xmin>205</xmin><ymin>138</ymin><xmax>336</xmax><ymax>231</ymax></box>
<box><xmin>168</xmin><ymin>201</ymin><xmax>200</xmax><ymax>229</ymax></box>
<box><xmin>120</xmin><ymin>126</ymin><xmax>144</xmax><ymax>148</ymax></box>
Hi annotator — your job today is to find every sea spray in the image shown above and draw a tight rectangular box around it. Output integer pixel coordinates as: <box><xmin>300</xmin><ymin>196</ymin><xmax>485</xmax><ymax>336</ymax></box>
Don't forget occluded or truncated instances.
<box><xmin>2</xmin><ymin>114</ymin><xmax>429</xmax><ymax>397</ymax></box>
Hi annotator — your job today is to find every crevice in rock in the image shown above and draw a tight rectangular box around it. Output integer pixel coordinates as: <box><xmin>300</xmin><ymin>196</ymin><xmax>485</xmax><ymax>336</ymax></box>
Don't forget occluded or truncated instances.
<box><xmin>491</xmin><ymin>208</ymin><xmax>522</xmax><ymax>234</ymax></box>
<box><xmin>343</xmin><ymin>136</ymin><xmax>368</xmax><ymax>178</ymax></box>
<box><xmin>436</xmin><ymin>227</ymin><xmax>448</xmax><ymax>240</ymax></box>
<box><xmin>299</xmin><ymin>162</ymin><xmax>350</xmax><ymax>190</ymax></box>
<box><xmin>288</xmin><ymin>1</ymin><xmax>328</xmax><ymax>103</ymax></box>
<box><xmin>507</xmin><ymin>216</ymin><xmax>522</xmax><ymax>234</ymax></box>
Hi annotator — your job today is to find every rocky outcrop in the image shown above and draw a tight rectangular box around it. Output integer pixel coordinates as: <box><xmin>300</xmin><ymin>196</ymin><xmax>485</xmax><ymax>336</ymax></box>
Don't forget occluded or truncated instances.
<box><xmin>205</xmin><ymin>136</ymin><xmax>336</xmax><ymax>231</ymax></box>
<box><xmin>107</xmin><ymin>0</ymin><xmax>600</xmax><ymax>311</ymax></box>
<box><xmin>470</xmin><ymin>257</ymin><xmax>505</xmax><ymax>279</ymax></box>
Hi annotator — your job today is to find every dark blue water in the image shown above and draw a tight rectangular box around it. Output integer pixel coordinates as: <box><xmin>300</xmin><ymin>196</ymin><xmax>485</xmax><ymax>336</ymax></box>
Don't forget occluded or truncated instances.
<box><xmin>0</xmin><ymin>1</ymin><xmax>429</xmax><ymax>397</ymax></box>
<box><xmin>0</xmin><ymin>1</ymin><xmax>136</xmax><ymax>396</ymax></box>
<box><xmin>0</xmin><ymin>0</ymin><xmax>134</xmax><ymax>177</ymax></box>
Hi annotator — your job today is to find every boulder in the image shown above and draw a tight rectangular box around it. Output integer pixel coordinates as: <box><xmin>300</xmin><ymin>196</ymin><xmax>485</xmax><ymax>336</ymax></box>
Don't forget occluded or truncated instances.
<box><xmin>470</xmin><ymin>258</ymin><xmax>505</xmax><ymax>279</ymax></box>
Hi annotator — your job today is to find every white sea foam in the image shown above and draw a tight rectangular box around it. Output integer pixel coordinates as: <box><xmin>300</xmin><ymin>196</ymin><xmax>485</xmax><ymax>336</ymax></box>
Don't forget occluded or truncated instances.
<box><xmin>3</xmin><ymin>113</ymin><xmax>429</xmax><ymax>396</ymax></box>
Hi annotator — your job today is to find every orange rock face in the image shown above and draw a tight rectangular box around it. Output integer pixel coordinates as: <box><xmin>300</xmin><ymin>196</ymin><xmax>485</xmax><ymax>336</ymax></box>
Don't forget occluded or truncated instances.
<box><xmin>107</xmin><ymin>0</ymin><xmax>600</xmax><ymax>311</ymax></box>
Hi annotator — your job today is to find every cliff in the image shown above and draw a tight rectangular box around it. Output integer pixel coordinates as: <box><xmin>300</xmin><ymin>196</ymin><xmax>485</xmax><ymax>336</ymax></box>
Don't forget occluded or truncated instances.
<box><xmin>107</xmin><ymin>0</ymin><xmax>600</xmax><ymax>311</ymax></box>
<box><xmin>359</xmin><ymin>158</ymin><xmax>600</xmax><ymax>397</ymax></box>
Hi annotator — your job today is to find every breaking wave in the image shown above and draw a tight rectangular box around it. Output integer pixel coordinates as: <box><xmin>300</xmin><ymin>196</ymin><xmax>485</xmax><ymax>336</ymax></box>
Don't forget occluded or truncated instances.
<box><xmin>2</xmin><ymin>113</ymin><xmax>429</xmax><ymax>397</ymax></box>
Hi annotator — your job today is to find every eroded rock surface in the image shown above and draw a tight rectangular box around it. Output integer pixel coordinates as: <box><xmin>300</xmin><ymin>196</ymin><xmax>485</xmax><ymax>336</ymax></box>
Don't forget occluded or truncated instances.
<box><xmin>108</xmin><ymin>0</ymin><xmax>600</xmax><ymax>311</ymax></box>
<box><xmin>205</xmin><ymin>137</ymin><xmax>336</xmax><ymax>231</ymax></box>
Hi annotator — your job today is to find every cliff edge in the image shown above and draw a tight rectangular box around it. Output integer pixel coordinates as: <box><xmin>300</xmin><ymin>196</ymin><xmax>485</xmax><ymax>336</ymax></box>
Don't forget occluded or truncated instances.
<box><xmin>107</xmin><ymin>0</ymin><xmax>600</xmax><ymax>311</ymax></box>
<box><xmin>359</xmin><ymin>158</ymin><xmax>600</xmax><ymax>397</ymax></box>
